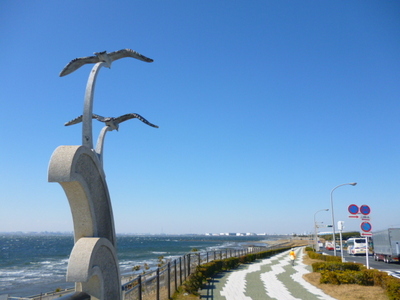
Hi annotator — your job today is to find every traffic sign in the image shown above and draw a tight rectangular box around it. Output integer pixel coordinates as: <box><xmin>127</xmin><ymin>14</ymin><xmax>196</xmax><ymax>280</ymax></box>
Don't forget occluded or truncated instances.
<box><xmin>360</xmin><ymin>205</ymin><xmax>371</xmax><ymax>215</ymax></box>
<box><xmin>348</xmin><ymin>215</ymin><xmax>359</xmax><ymax>219</ymax></box>
<box><xmin>348</xmin><ymin>204</ymin><xmax>359</xmax><ymax>214</ymax></box>
<box><xmin>361</xmin><ymin>221</ymin><xmax>372</xmax><ymax>232</ymax></box>
<box><xmin>361</xmin><ymin>232</ymin><xmax>372</xmax><ymax>237</ymax></box>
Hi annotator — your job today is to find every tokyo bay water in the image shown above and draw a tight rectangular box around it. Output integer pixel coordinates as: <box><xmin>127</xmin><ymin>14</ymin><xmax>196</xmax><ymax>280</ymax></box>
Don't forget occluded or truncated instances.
<box><xmin>0</xmin><ymin>233</ymin><xmax>277</xmax><ymax>297</ymax></box>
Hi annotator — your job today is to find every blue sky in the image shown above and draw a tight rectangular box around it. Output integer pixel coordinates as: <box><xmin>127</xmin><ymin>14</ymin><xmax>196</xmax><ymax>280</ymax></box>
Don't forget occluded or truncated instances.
<box><xmin>1</xmin><ymin>1</ymin><xmax>399</xmax><ymax>235</ymax></box>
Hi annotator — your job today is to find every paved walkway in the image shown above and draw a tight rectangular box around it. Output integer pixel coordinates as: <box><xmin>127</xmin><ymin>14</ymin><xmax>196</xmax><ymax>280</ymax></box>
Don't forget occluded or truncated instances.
<box><xmin>200</xmin><ymin>247</ymin><xmax>337</xmax><ymax>300</ymax></box>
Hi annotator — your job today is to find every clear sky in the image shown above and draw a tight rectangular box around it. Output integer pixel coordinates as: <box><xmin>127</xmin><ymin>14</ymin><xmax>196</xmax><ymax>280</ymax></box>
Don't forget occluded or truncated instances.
<box><xmin>1</xmin><ymin>1</ymin><xmax>399</xmax><ymax>235</ymax></box>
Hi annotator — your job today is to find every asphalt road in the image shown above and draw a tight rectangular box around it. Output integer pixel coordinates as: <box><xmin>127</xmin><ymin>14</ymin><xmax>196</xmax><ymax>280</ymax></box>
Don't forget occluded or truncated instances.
<box><xmin>319</xmin><ymin>248</ymin><xmax>400</xmax><ymax>279</ymax></box>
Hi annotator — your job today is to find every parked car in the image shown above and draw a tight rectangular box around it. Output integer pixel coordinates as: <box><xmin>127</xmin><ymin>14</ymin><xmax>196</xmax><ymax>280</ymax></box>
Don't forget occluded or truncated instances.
<box><xmin>325</xmin><ymin>244</ymin><xmax>334</xmax><ymax>250</ymax></box>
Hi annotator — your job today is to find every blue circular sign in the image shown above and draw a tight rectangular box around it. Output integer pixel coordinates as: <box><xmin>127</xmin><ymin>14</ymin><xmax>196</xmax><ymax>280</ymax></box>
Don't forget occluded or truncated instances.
<box><xmin>360</xmin><ymin>205</ymin><xmax>371</xmax><ymax>215</ymax></box>
<box><xmin>348</xmin><ymin>204</ymin><xmax>359</xmax><ymax>214</ymax></box>
<box><xmin>361</xmin><ymin>222</ymin><xmax>372</xmax><ymax>232</ymax></box>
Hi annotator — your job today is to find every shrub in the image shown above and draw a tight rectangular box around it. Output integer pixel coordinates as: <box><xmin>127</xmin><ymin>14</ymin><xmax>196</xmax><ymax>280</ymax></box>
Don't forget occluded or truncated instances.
<box><xmin>385</xmin><ymin>277</ymin><xmax>400</xmax><ymax>300</ymax></box>
<box><xmin>223</xmin><ymin>257</ymin><xmax>240</xmax><ymax>270</ymax></box>
<box><xmin>312</xmin><ymin>261</ymin><xmax>364</xmax><ymax>273</ymax></box>
<box><xmin>307</xmin><ymin>251</ymin><xmax>341</xmax><ymax>262</ymax></box>
<box><xmin>307</xmin><ymin>251</ymin><xmax>321</xmax><ymax>260</ymax></box>
<box><xmin>316</xmin><ymin>264</ymin><xmax>400</xmax><ymax>299</ymax></box>
<box><xmin>320</xmin><ymin>270</ymin><xmax>340</xmax><ymax>285</ymax></box>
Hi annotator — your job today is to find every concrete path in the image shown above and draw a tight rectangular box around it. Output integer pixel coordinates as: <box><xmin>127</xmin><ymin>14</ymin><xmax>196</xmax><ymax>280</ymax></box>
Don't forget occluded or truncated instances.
<box><xmin>200</xmin><ymin>247</ymin><xmax>337</xmax><ymax>300</ymax></box>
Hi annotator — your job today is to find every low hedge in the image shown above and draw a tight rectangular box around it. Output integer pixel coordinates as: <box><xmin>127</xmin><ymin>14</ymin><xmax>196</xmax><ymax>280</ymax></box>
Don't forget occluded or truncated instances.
<box><xmin>312</xmin><ymin>261</ymin><xmax>365</xmax><ymax>272</ymax></box>
<box><xmin>310</xmin><ymin>257</ymin><xmax>400</xmax><ymax>300</ymax></box>
<box><xmin>307</xmin><ymin>250</ymin><xmax>341</xmax><ymax>262</ymax></box>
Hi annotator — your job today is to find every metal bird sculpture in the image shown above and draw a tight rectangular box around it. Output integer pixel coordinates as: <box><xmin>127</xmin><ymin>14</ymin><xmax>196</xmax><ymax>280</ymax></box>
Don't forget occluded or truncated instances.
<box><xmin>65</xmin><ymin>113</ymin><xmax>159</xmax><ymax>131</ymax></box>
<box><xmin>59</xmin><ymin>49</ymin><xmax>154</xmax><ymax>77</ymax></box>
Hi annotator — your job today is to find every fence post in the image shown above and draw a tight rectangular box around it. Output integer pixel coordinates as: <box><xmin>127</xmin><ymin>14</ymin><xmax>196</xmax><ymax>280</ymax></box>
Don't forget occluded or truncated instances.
<box><xmin>174</xmin><ymin>259</ymin><xmax>178</xmax><ymax>293</ymax></box>
<box><xmin>207</xmin><ymin>251</ymin><xmax>209</xmax><ymax>263</ymax></box>
<box><xmin>156</xmin><ymin>268</ymin><xmax>160</xmax><ymax>300</ymax></box>
<box><xmin>187</xmin><ymin>254</ymin><xmax>191</xmax><ymax>276</ymax></box>
<box><xmin>167</xmin><ymin>262</ymin><xmax>171</xmax><ymax>300</ymax></box>
<box><xmin>198</xmin><ymin>252</ymin><xmax>201</xmax><ymax>266</ymax></box>
<box><xmin>138</xmin><ymin>275</ymin><xmax>142</xmax><ymax>300</ymax></box>
<box><xmin>179</xmin><ymin>257</ymin><xmax>182</xmax><ymax>285</ymax></box>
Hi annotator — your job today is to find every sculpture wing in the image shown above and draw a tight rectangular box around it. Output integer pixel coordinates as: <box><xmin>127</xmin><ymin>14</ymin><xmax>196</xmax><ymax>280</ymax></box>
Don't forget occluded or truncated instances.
<box><xmin>59</xmin><ymin>55</ymin><xmax>100</xmax><ymax>77</ymax></box>
<box><xmin>64</xmin><ymin>114</ymin><xmax>104</xmax><ymax>126</ymax></box>
<box><xmin>65</xmin><ymin>115</ymin><xmax>83</xmax><ymax>126</ymax></box>
<box><xmin>92</xmin><ymin>114</ymin><xmax>107</xmax><ymax>122</ymax></box>
<box><xmin>114</xmin><ymin>113</ymin><xmax>159</xmax><ymax>128</ymax></box>
<box><xmin>108</xmin><ymin>49</ymin><xmax>154</xmax><ymax>63</ymax></box>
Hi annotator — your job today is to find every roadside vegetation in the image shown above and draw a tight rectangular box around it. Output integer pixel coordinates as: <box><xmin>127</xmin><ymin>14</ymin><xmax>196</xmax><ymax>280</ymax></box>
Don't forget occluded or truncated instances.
<box><xmin>304</xmin><ymin>247</ymin><xmax>400</xmax><ymax>300</ymax></box>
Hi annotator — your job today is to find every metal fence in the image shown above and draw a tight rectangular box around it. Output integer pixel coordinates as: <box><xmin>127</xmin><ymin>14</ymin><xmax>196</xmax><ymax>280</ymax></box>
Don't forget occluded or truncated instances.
<box><xmin>4</xmin><ymin>243</ymin><xmax>288</xmax><ymax>300</ymax></box>
<box><xmin>121</xmin><ymin>244</ymin><xmax>283</xmax><ymax>300</ymax></box>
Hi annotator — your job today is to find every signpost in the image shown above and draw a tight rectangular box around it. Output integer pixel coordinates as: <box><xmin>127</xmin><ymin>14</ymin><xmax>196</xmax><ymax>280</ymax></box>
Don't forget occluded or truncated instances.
<box><xmin>347</xmin><ymin>204</ymin><xmax>371</xmax><ymax>269</ymax></box>
<box><xmin>360</xmin><ymin>205</ymin><xmax>371</xmax><ymax>269</ymax></box>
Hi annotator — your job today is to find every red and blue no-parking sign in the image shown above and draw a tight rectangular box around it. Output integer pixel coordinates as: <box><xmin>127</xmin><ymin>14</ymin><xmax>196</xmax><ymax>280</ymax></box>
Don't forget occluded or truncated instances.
<box><xmin>348</xmin><ymin>204</ymin><xmax>359</xmax><ymax>214</ymax></box>
<box><xmin>361</xmin><ymin>222</ymin><xmax>372</xmax><ymax>232</ymax></box>
<box><xmin>360</xmin><ymin>205</ymin><xmax>371</xmax><ymax>215</ymax></box>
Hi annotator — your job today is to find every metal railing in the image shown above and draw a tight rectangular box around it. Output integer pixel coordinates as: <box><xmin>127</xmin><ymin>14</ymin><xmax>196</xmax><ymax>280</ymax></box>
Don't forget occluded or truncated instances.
<box><xmin>4</xmin><ymin>242</ymin><xmax>288</xmax><ymax>300</ymax></box>
<box><xmin>122</xmin><ymin>243</ymin><xmax>285</xmax><ymax>300</ymax></box>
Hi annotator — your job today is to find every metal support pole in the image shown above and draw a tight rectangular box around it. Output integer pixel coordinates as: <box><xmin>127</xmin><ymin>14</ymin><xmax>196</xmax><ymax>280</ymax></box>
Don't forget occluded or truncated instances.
<box><xmin>167</xmin><ymin>262</ymin><xmax>171</xmax><ymax>299</ymax></box>
<box><xmin>339</xmin><ymin>228</ymin><xmax>344</xmax><ymax>262</ymax></box>
<box><xmin>138</xmin><ymin>275</ymin><xmax>142</xmax><ymax>300</ymax></box>
<box><xmin>187</xmin><ymin>254</ymin><xmax>191</xmax><ymax>276</ymax></box>
<box><xmin>174</xmin><ymin>260</ymin><xmax>178</xmax><ymax>292</ymax></box>
<box><xmin>179</xmin><ymin>257</ymin><xmax>182</xmax><ymax>285</ymax></box>
<box><xmin>366</xmin><ymin>237</ymin><xmax>370</xmax><ymax>269</ymax></box>
<box><xmin>331</xmin><ymin>183</ymin><xmax>357</xmax><ymax>256</ymax></box>
<box><xmin>156</xmin><ymin>268</ymin><xmax>160</xmax><ymax>300</ymax></box>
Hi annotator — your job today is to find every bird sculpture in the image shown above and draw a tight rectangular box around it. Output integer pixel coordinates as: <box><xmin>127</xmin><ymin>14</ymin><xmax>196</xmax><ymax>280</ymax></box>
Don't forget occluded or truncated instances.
<box><xmin>59</xmin><ymin>49</ymin><xmax>153</xmax><ymax>77</ymax></box>
<box><xmin>65</xmin><ymin>113</ymin><xmax>159</xmax><ymax>131</ymax></box>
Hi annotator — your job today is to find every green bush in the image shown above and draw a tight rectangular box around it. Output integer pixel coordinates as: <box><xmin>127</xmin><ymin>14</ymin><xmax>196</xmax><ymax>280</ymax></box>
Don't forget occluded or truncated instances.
<box><xmin>314</xmin><ymin>261</ymin><xmax>400</xmax><ymax>299</ymax></box>
<box><xmin>320</xmin><ymin>270</ymin><xmax>373</xmax><ymax>285</ymax></box>
<box><xmin>385</xmin><ymin>277</ymin><xmax>400</xmax><ymax>300</ymax></box>
<box><xmin>320</xmin><ymin>270</ymin><xmax>340</xmax><ymax>285</ymax></box>
<box><xmin>312</xmin><ymin>261</ymin><xmax>364</xmax><ymax>272</ymax></box>
<box><xmin>307</xmin><ymin>251</ymin><xmax>341</xmax><ymax>262</ymax></box>
<box><xmin>223</xmin><ymin>257</ymin><xmax>240</xmax><ymax>270</ymax></box>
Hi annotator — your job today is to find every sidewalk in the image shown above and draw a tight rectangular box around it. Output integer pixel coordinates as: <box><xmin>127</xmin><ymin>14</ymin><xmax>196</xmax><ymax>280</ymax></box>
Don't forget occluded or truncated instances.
<box><xmin>200</xmin><ymin>247</ymin><xmax>337</xmax><ymax>300</ymax></box>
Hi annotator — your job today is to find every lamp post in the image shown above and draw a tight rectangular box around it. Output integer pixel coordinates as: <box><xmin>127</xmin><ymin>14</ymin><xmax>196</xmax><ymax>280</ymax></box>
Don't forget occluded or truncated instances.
<box><xmin>314</xmin><ymin>209</ymin><xmax>329</xmax><ymax>251</ymax></box>
<box><xmin>331</xmin><ymin>182</ymin><xmax>357</xmax><ymax>256</ymax></box>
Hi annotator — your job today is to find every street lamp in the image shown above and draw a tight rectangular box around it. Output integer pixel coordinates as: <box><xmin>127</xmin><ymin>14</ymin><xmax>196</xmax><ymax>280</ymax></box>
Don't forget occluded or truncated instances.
<box><xmin>331</xmin><ymin>182</ymin><xmax>357</xmax><ymax>256</ymax></box>
<box><xmin>314</xmin><ymin>209</ymin><xmax>329</xmax><ymax>251</ymax></box>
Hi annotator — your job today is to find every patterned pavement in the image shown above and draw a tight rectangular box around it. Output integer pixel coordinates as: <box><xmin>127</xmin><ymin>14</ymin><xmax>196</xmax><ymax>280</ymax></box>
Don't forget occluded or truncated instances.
<box><xmin>200</xmin><ymin>247</ymin><xmax>337</xmax><ymax>300</ymax></box>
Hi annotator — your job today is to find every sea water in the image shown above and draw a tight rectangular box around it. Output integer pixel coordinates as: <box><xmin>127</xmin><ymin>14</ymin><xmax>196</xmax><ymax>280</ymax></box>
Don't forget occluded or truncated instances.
<box><xmin>0</xmin><ymin>234</ymin><xmax>275</xmax><ymax>297</ymax></box>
